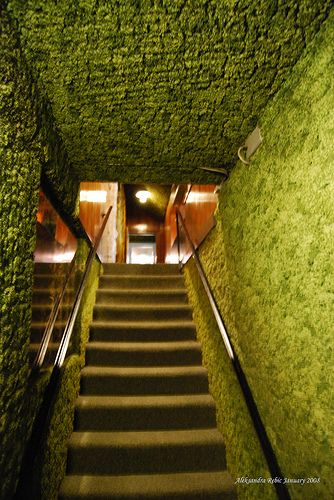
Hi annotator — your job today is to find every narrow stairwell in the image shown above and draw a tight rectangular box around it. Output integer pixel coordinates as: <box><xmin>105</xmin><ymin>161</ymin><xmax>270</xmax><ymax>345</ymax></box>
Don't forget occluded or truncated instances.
<box><xmin>59</xmin><ymin>264</ymin><xmax>236</xmax><ymax>499</ymax></box>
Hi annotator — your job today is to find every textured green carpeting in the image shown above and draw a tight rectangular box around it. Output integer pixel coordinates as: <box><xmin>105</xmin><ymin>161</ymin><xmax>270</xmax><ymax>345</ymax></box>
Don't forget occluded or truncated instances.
<box><xmin>59</xmin><ymin>264</ymin><xmax>236</xmax><ymax>499</ymax></box>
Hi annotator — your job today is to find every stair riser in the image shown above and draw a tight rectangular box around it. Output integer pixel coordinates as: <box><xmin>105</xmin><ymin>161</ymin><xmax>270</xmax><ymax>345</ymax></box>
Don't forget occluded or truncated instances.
<box><xmin>85</xmin><ymin>348</ymin><xmax>202</xmax><ymax>366</ymax></box>
<box><xmin>30</xmin><ymin>325</ymin><xmax>65</xmax><ymax>343</ymax></box>
<box><xmin>67</xmin><ymin>443</ymin><xmax>226</xmax><ymax>475</ymax></box>
<box><xmin>32</xmin><ymin>291</ymin><xmax>54</xmax><ymax>305</ymax></box>
<box><xmin>31</xmin><ymin>307</ymin><xmax>52</xmax><ymax>322</ymax></box>
<box><xmin>89</xmin><ymin>325</ymin><xmax>196</xmax><ymax>342</ymax></box>
<box><xmin>31</xmin><ymin>305</ymin><xmax>72</xmax><ymax>322</ymax></box>
<box><xmin>74</xmin><ymin>405</ymin><xmax>216</xmax><ymax>431</ymax></box>
<box><xmin>99</xmin><ymin>276</ymin><xmax>184</xmax><ymax>290</ymax></box>
<box><xmin>102</xmin><ymin>264</ymin><xmax>180</xmax><ymax>275</ymax></box>
<box><xmin>59</xmin><ymin>488</ymin><xmax>235</xmax><ymax>500</ymax></box>
<box><xmin>59</xmin><ymin>474</ymin><xmax>236</xmax><ymax>500</ymax></box>
<box><xmin>80</xmin><ymin>374</ymin><xmax>208</xmax><ymax>395</ymax></box>
<box><xmin>29</xmin><ymin>347</ymin><xmax>58</xmax><ymax>366</ymax></box>
<box><xmin>93</xmin><ymin>307</ymin><xmax>192</xmax><ymax>322</ymax></box>
<box><xmin>96</xmin><ymin>291</ymin><xmax>188</xmax><ymax>305</ymax></box>
<box><xmin>33</xmin><ymin>275</ymin><xmax>65</xmax><ymax>288</ymax></box>
<box><xmin>34</xmin><ymin>264</ymin><xmax>55</xmax><ymax>274</ymax></box>
<box><xmin>29</xmin><ymin>343</ymin><xmax>71</xmax><ymax>361</ymax></box>
<box><xmin>34</xmin><ymin>263</ymin><xmax>72</xmax><ymax>274</ymax></box>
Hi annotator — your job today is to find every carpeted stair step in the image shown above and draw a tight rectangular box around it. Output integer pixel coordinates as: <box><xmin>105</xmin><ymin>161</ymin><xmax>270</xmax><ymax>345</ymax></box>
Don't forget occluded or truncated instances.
<box><xmin>31</xmin><ymin>303</ymin><xmax>72</xmax><ymax>322</ymax></box>
<box><xmin>33</xmin><ymin>273</ymin><xmax>66</xmax><ymax>288</ymax></box>
<box><xmin>30</xmin><ymin>321</ymin><xmax>66</xmax><ymax>342</ymax></box>
<box><xmin>102</xmin><ymin>263</ymin><xmax>180</xmax><ymax>275</ymax></box>
<box><xmin>29</xmin><ymin>342</ymin><xmax>60</xmax><ymax>362</ymax></box>
<box><xmin>33</xmin><ymin>263</ymin><xmax>62</xmax><ymax>274</ymax></box>
<box><xmin>31</xmin><ymin>287</ymin><xmax>54</xmax><ymax>304</ymax></box>
<box><xmin>80</xmin><ymin>366</ymin><xmax>209</xmax><ymax>395</ymax></box>
<box><xmin>66</xmin><ymin>428</ymin><xmax>226</xmax><ymax>475</ymax></box>
<box><xmin>98</xmin><ymin>274</ymin><xmax>184</xmax><ymax>290</ymax></box>
<box><xmin>60</xmin><ymin>263</ymin><xmax>236</xmax><ymax>499</ymax></box>
<box><xmin>29</xmin><ymin>341</ymin><xmax>73</xmax><ymax>364</ymax></box>
<box><xmin>85</xmin><ymin>341</ymin><xmax>202</xmax><ymax>366</ymax></box>
<box><xmin>89</xmin><ymin>320</ymin><xmax>196</xmax><ymax>342</ymax></box>
<box><xmin>93</xmin><ymin>303</ymin><xmax>192</xmax><ymax>322</ymax></box>
<box><xmin>31</xmin><ymin>304</ymin><xmax>53</xmax><ymax>322</ymax></box>
<box><xmin>95</xmin><ymin>288</ymin><xmax>188</xmax><ymax>305</ymax></box>
<box><xmin>59</xmin><ymin>470</ymin><xmax>236</xmax><ymax>500</ymax></box>
<box><xmin>74</xmin><ymin>394</ymin><xmax>217</xmax><ymax>431</ymax></box>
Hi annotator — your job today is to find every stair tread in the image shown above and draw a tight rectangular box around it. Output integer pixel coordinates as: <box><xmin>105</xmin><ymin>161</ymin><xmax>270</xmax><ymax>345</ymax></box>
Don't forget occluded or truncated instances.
<box><xmin>101</xmin><ymin>273</ymin><xmax>182</xmax><ymax>278</ymax></box>
<box><xmin>59</xmin><ymin>471</ymin><xmax>236</xmax><ymax>498</ymax></box>
<box><xmin>94</xmin><ymin>304</ymin><xmax>191</xmax><ymax>311</ymax></box>
<box><xmin>91</xmin><ymin>320</ymin><xmax>195</xmax><ymax>327</ymax></box>
<box><xmin>69</xmin><ymin>428</ymin><xmax>224</xmax><ymax>447</ymax></box>
<box><xmin>81</xmin><ymin>366</ymin><xmax>206</xmax><ymax>376</ymax></box>
<box><xmin>34</xmin><ymin>273</ymin><xmax>66</xmax><ymax>278</ymax></box>
<box><xmin>77</xmin><ymin>394</ymin><xmax>215</xmax><ymax>408</ymax></box>
<box><xmin>86</xmin><ymin>341</ymin><xmax>201</xmax><ymax>350</ymax></box>
<box><xmin>102</xmin><ymin>264</ymin><xmax>180</xmax><ymax>274</ymax></box>
<box><xmin>85</xmin><ymin>341</ymin><xmax>202</xmax><ymax>367</ymax></box>
<box><xmin>29</xmin><ymin>342</ymin><xmax>60</xmax><ymax>349</ymax></box>
<box><xmin>97</xmin><ymin>288</ymin><xmax>186</xmax><ymax>294</ymax></box>
<box><xmin>60</xmin><ymin>264</ymin><xmax>234</xmax><ymax>498</ymax></box>
<box><xmin>31</xmin><ymin>321</ymin><xmax>66</xmax><ymax>330</ymax></box>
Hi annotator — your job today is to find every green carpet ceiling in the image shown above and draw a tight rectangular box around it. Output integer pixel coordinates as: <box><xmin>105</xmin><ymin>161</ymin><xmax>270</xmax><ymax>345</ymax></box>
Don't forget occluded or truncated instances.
<box><xmin>8</xmin><ymin>0</ymin><xmax>332</xmax><ymax>183</ymax></box>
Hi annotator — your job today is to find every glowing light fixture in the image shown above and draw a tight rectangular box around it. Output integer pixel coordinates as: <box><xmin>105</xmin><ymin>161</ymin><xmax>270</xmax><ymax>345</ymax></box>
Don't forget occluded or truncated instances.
<box><xmin>135</xmin><ymin>190</ymin><xmax>151</xmax><ymax>204</ymax></box>
<box><xmin>135</xmin><ymin>224</ymin><xmax>148</xmax><ymax>232</ymax></box>
<box><xmin>80</xmin><ymin>190</ymin><xmax>107</xmax><ymax>203</ymax></box>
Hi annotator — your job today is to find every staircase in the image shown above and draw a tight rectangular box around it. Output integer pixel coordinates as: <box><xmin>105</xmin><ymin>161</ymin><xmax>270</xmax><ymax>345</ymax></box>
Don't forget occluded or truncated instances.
<box><xmin>59</xmin><ymin>264</ymin><xmax>236</xmax><ymax>499</ymax></box>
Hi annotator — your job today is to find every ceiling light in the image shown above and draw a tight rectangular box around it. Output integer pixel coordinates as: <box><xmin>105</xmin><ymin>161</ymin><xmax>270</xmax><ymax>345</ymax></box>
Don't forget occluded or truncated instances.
<box><xmin>134</xmin><ymin>224</ymin><xmax>148</xmax><ymax>232</ymax></box>
<box><xmin>135</xmin><ymin>190</ymin><xmax>151</xmax><ymax>204</ymax></box>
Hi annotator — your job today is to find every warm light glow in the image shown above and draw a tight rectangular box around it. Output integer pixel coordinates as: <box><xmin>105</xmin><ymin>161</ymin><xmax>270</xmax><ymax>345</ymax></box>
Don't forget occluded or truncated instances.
<box><xmin>80</xmin><ymin>190</ymin><xmax>107</xmax><ymax>203</ymax></box>
<box><xmin>135</xmin><ymin>190</ymin><xmax>151</xmax><ymax>204</ymax></box>
<box><xmin>165</xmin><ymin>254</ymin><xmax>179</xmax><ymax>264</ymax></box>
<box><xmin>186</xmin><ymin>192</ymin><xmax>218</xmax><ymax>203</ymax></box>
<box><xmin>52</xmin><ymin>251</ymin><xmax>76</xmax><ymax>263</ymax></box>
<box><xmin>130</xmin><ymin>252</ymin><xmax>155</xmax><ymax>264</ymax></box>
<box><xmin>134</xmin><ymin>224</ymin><xmax>148</xmax><ymax>232</ymax></box>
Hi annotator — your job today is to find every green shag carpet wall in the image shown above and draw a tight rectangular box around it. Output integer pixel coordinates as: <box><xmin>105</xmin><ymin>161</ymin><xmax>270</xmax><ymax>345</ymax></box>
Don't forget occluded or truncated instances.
<box><xmin>184</xmin><ymin>12</ymin><xmax>334</xmax><ymax>500</ymax></box>
<box><xmin>0</xmin><ymin>8</ymin><xmax>80</xmax><ymax>499</ymax></box>
<box><xmin>0</xmin><ymin>7</ymin><xmax>42</xmax><ymax>498</ymax></box>
<box><xmin>7</xmin><ymin>0</ymin><xmax>332</xmax><ymax>183</ymax></box>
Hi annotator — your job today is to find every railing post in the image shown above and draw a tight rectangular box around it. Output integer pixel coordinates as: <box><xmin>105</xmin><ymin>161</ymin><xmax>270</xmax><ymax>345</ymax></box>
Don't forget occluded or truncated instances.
<box><xmin>176</xmin><ymin>210</ymin><xmax>181</xmax><ymax>268</ymax></box>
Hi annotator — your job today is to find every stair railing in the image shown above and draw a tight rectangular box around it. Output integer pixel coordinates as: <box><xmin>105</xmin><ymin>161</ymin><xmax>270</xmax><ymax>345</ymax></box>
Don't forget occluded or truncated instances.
<box><xmin>176</xmin><ymin>208</ymin><xmax>291</xmax><ymax>500</ymax></box>
<box><xmin>54</xmin><ymin>204</ymin><xmax>112</xmax><ymax>369</ymax></box>
<box><xmin>15</xmin><ymin>206</ymin><xmax>112</xmax><ymax>499</ymax></box>
<box><xmin>32</xmin><ymin>252</ymin><xmax>78</xmax><ymax>371</ymax></box>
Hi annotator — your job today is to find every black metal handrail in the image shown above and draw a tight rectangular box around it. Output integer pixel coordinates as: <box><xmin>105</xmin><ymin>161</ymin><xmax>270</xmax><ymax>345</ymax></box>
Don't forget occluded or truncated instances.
<box><xmin>32</xmin><ymin>251</ymin><xmax>78</xmax><ymax>371</ymax></box>
<box><xmin>54</xmin><ymin>204</ymin><xmax>112</xmax><ymax>368</ymax></box>
<box><xmin>176</xmin><ymin>209</ymin><xmax>291</xmax><ymax>500</ymax></box>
